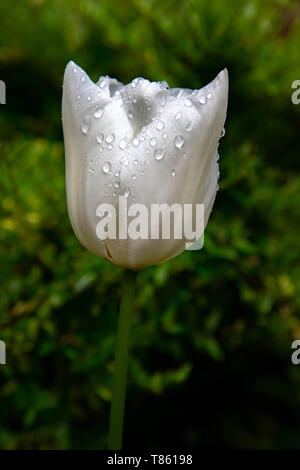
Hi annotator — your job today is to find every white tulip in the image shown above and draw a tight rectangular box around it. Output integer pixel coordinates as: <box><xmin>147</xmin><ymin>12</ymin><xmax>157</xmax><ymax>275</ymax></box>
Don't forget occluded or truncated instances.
<box><xmin>62</xmin><ymin>61</ymin><xmax>228</xmax><ymax>270</ymax></box>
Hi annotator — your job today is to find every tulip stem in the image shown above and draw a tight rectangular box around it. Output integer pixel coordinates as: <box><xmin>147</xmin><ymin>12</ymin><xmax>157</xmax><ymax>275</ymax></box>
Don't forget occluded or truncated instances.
<box><xmin>108</xmin><ymin>269</ymin><xmax>137</xmax><ymax>450</ymax></box>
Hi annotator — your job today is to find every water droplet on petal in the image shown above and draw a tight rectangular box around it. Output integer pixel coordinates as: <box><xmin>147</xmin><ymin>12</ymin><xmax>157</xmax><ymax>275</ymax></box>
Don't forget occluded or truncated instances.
<box><xmin>154</xmin><ymin>148</ymin><xmax>165</xmax><ymax>161</ymax></box>
<box><xmin>150</xmin><ymin>137</ymin><xmax>157</xmax><ymax>147</ymax></box>
<box><xmin>81</xmin><ymin>116</ymin><xmax>91</xmax><ymax>135</ymax></box>
<box><xmin>81</xmin><ymin>75</ymin><xmax>86</xmax><ymax>83</ymax></box>
<box><xmin>115</xmin><ymin>171</ymin><xmax>120</xmax><ymax>177</ymax></box>
<box><xmin>113</xmin><ymin>181</ymin><xmax>120</xmax><ymax>189</ymax></box>
<box><xmin>128</xmin><ymin>109</ymin><xmax>134</xmax><ymax>119</ymax></box>
<box><xmin>133</xmin><ymin>160</ymin><xmax>138</xmax><ymax>165</ymax></box>
<box><xmin>123</xmin><ymin>188</ymin><xmax>130</xmax><ymax>198</ymax></box>
<box><xmin>152</xmin><ymin>113</ymin><xmax>161</xmax><ymax>122</ymax></box>
<box><xmin>207</xmin><ymin>92</ymin><xmax>213</xmax><ymax>100</ymax></box>
<box><xmin>132</xmin><ymin>174</ymin><xmax>137</xmax><ymax>180</ymax></box>
<box><xmin>97</xmin><ymin>133</ymin><xmax>104</xmax><ymax>144</ymax></box>
<box><xmin>102</xmin><ymin>162</ymin><xmax>111</xmax><ymax>174</ymax></box>
<box><xmin>174</xmin><ymin>135</ymin><xmax>185</xmax><ymax>149</ymax></box>
<box><xmin>99</xmin><ymin>79</ymin><xmax>107</xmax><ymax>89</ymax></box>
<box><xmin>185</xmin><ymin>121</ymin><xmax>193</xmax><ymax>132</ymax></box>
<box><xmin>160</xmin><ymin>96</ymin><xmax>167</xmax><ymax>106</ymax></box>
<box><xmin>220</xmin><ymin>128</ymin><xmax>226</xmax><ymax>138</ymax></box>
<box><xmin>162</xmin><ymin>132</ymin><xmax>167</xmax><ymax>139</ymax></box>
<box><xmin>124</xmin><ymin>159</ymin><xmax>129</xmax><ymax>166</ymax></box>
<box><xmin>170</xmin><ymin>169</ymin><xmax>177</xmax><ymax>177</ymax></box>
<box><xmin>133</xmin><ymin>138</ymin><xmax>139</xmax><ymax>147</ymax></box>
<box><xmin>175</xmin><ymin>112</ymin><xmax>182</xmax><ymax>120</ymax></box>
<box><xmin>184</xmin><ymin>98</ymin><xmax>193</xmax><ymax>107</ymax></box>
<box><xmin>156</xmin><ymin>121</ymin><xmax>164</xmax><ymax>131</ymax></box>
<box><xmin>199</xmin><ymin>95</ymin><xmax>206</xmax><ymax>104</ymax></box>
<box><xmin>106</xmin><ymin>133</ymin><xmax>115</xmax><ymax>144</ymax></box>
<box><xmin>94</xmin><ymin>106</ymin><xmax>104</xmax><ymax>119</ymax></box>
<box><xmin>119</xmin><ymin>139</ymin><xmax>127</xmax><ymax>150</ymax></box>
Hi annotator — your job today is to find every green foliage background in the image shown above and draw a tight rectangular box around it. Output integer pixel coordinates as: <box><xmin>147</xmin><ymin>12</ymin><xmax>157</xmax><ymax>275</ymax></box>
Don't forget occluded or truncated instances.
<box><xmin>0</xmin><ymin>0</ymin><xmax>300</xmax><ymax>449</ymax></box>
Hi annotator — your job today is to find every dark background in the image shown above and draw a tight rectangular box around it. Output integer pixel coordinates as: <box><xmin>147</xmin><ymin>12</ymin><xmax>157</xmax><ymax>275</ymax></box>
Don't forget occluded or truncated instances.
<box><xmin>0</xmin><ymin>0</ymin><xmax>300</xmax><ymax>449</ymax></box>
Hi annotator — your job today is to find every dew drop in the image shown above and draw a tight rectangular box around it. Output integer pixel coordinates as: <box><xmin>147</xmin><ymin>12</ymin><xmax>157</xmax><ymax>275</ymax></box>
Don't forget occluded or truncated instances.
<box><xmin>185</xmin><ymin>121</ymin><xmax>193</xmax><ymax>132</ymax></box>
<box><xmin>128</xmin><ymin>109</ymin><xmax>134</xmax><ymax>119</ymax></box>
<box><xmin>132</xmin><ymin>174</ymin><xmax>137</xmax><ymax>180</ymax></box>
<box><xmin>199</xmin><ymin>95</ymin><xmax>206</xmax><ymax>104</ymax></box>
<box><xmin>170</xmin><ymin>169</ymin><xmax>177</xmax><ymax>177</ymax></box>
<box><xmin>119</xmin><ymin>139</ymin><xmax>127</xmax><ymax>150</ymax></box>
<box><xmin>102</xmin><ymin>161</ymin><xmax>111</xmax><ymax>174</ymax></box>
<box><xmin>154</xmin><ymin>148</ymin><xmax>165</xmax><ymax>161</ymax></box>
<box><xmin>207</xmin><ymin>92</ymin><xmax>213</xmax><ymax>100</ymax></box>
<box><xmin>99</xmin><ymin>79</ymin><xmax>107</xmax><ymax>89</ymax></box>
<box><xmin>113</xmin><ymin>181</ymin><xmax>120</xmax><ymax>189</ymax></box>
<box><xmin>184</xmin><ymin>98</ymin><xmax>193</xmax><ymax>107</ymax></box>
<box><xmin>220</xmin><ymin>128</ymin><xmax>226</xmax><ymax>138</ymax></box>
<box><xmin>133</xmin><ymin>138</ymin><xmax>139</xmax><ymax>147</ymax></box>
<box><xmin>152</xmin><ymin>112</ymin><xmax>162</xmax><ymax>120</ymax></box>
<box><xmin>175</xmin><ymin>112</ymin><xmax>182</xmax><ymax>120</ymax></box>
<box><xmin>106</xmin><ymin>133</ymin><xmax>115</xmax><ymax>144</ymax></box>
<box><xmin>96</xmin><ymin>134</ymin><xmax>104</xmax><ymax>144</ymax></box>
<box><xmin>156</xmin><ymin>121</ymin><xmax>165</xmax><ymax>131</ymax></box>
<box><xmin>81</xmin><ymin>116</ymin><xmax>91</xmax><ymax>135</ymax></box>
<box><xmin>81</xmin><ymin>75</ymin><xmax>86</xmax><ymax>83</ymax></box>
<box><xmin>107</xmin><ymin>144</ymin><xmax>113</xmax><ymax>150</ymax></box>
<box><xmin>94</xmin><ymin>107</ymin><xmax>104</xmax><ymax>119</ymax></box>
<box><xmin>150</xmin><ymin>137</ymin><xmax>157</xmax><ymax>147</ymax></box>
<box><xmin>124</xmin><ymin>159</ymin><xmax>129</xmax><ymax>166</ymax></box>
<box><xmin>174</xmin><ymin>135</ymin><xmax>185</xmax><ymax>149</ymax></box>
<box><xmin>162</xmin><ymin>132</ymin><xmax>167</xmax><ymax>139</ymax></box>
<box><xmin>133</xmin><ymin>160</ymin><xmax>138</xmax><ymax>165</ymax></box>
<box><xmin>123</xmin><ymin>188</ymin><xmax>130</xmax><ymax>198</ymax></box>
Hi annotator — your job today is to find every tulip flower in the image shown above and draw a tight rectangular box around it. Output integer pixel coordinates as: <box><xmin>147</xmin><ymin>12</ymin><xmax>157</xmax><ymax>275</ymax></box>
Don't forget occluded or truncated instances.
<box><xmin>62</xmin><ymin>61</ymin><xmax>228</xmax><ymax>450</ymax></box>
<box><xmin>62</xmin><ymin>61</ymin><xmax>228</xmax><ymax>271</ymax></box>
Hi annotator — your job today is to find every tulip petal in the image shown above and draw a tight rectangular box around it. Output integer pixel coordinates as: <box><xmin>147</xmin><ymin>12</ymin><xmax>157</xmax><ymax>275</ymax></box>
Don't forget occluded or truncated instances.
<box><xmin>105</xmin><ymin>70</ymin><xmax>228</xmax><ymax>269</ymax></box>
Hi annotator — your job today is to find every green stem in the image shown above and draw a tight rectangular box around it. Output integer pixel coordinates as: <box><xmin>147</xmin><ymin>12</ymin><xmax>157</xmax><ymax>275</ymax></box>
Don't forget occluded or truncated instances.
<box><xmin>108</xmin><ymin>269</ymin><xmax>137</xmax><ymax>450</ymax></box>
